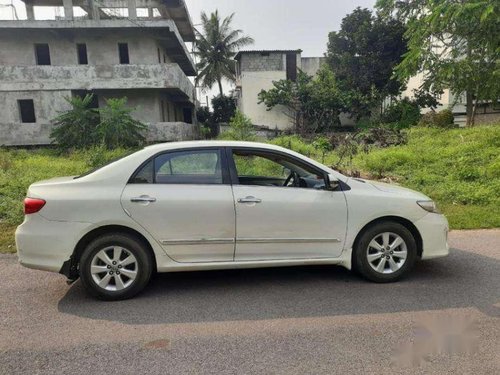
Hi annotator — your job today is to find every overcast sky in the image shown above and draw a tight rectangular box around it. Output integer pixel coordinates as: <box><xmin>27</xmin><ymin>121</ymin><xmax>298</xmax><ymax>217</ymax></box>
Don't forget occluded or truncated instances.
<box><xmin>1</xmin><ymin>0</ymin><xmax>376</xmax><ymax>102</ymax></box>
<box><xmin>185</xmin><ymin>0</ymin><xmax>376</xmax><ymax>57</ymax></box>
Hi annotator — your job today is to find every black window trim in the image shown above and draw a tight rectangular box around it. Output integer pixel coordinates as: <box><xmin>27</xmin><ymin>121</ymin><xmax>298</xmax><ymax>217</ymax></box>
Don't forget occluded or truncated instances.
<box><xmin>128</xmin><ymin>147</ymin><xmax>231</xmax><ymax>185</ymax></box>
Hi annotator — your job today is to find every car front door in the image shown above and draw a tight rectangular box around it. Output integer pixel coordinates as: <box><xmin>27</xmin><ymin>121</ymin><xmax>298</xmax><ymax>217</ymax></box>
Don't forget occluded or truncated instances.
<box><xmin>229</xmin><ymin>148</ymin><xmax>347</xmax><ymax>261</ymax></box>
<box><xmin>121</xmin><ymin>148</ymin><xmax>235</xmax><ymax>263</ymax></box>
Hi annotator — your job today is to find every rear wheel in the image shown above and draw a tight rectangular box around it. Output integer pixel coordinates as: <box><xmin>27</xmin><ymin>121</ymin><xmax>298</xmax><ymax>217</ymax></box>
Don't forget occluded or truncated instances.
<box><xmin>79</xmin><ymin>233</ymin><xmax>153</xmax><ymax>300</ymax></box>
<box><xmin>353</xmin><ymin>221</ymin><xmax>417</xmax><ymax>283</ymax></box>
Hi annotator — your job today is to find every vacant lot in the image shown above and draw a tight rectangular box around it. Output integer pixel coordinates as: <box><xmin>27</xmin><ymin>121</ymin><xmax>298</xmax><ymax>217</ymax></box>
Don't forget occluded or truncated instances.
<box><xmin>1</xmin><ymin>126</ymin><xmax>499</xmax><ymax>253</ymax></box>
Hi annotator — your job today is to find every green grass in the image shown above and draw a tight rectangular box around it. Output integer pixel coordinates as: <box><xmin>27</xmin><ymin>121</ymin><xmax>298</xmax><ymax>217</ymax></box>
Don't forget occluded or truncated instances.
<box><xmin>0</xmin><ymin>126</ymin><xmax>499</xmax><ymax>253</ymax></box>
<box><xmin>0</xmin><ymin>147</ymin><xmax>130</xmax><ymax>253</ymax></box>
<box><xmin>352</xmin><ymin>126</ymin><xmax>500</xmax><ymax>229</ymax></box>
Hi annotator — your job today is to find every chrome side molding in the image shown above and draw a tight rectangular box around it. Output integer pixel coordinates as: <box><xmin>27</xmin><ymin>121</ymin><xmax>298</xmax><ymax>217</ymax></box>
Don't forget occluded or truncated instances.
<box><xmin>161</xmin><ymin>238</ymin><xmax>340</xmax><ymax>245</ymax></box>
<box><xmin>161</xmin><ymin>238</ymin><xmax>235</xmax><ymax>246</ymax></box>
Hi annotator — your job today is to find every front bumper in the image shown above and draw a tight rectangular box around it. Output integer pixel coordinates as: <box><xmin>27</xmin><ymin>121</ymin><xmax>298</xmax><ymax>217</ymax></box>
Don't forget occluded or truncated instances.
<box><xmin>16</xmin><ymin>214</ymin><xmax>91</xmax><ymax>273</ymax></box>
<box><xmin>413</xmin><ymin>212</ymin><xmax>449</xmax><ymax>259</ymax></box>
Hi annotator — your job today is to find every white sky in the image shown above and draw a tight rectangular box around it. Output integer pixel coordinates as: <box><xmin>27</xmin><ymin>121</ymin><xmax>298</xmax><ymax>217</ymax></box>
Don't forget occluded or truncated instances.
<box><xmin>0</xmin><ymin>0</ymin><xmax>376</xmax><ymax>104</ymax></box>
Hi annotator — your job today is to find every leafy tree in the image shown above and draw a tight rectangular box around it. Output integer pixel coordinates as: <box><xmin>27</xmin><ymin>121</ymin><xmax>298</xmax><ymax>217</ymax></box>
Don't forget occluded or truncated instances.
<box><xmin>211</xmin><ymin>94</ymin><xmax>237</xmax><ymax>123</ymax></box>
<box><xmin>194</xmin><ymin>11</ymin><xmax>254</xmax><ymax>95</ymax></box>
<box><xmin>258</xmin><ymin>66</ymin><xmax>346</xmax><ymax>135</ymax></box>
<box><xmin>326</xmin><ymin>7</ymin><xmax>407</xmax><ymax>119</ymax></box>
<box><xmin>376</xmin><ymin>0</ymin><xmax>500</xmax><ymax>126</ymax></box>
<box><xmin>50</xmin><ymin>94</ymin><xmax>99</xmax><ymax>149</ymax></box>
<box><xmin>196</xmin><ymin>106</ymin><xmax>212</xmax><ymax>124</ymax></box>
<box><xmin>97</xmin><ymin>98</ymin><xmax>148</xmax><ymax>149</ymax></box>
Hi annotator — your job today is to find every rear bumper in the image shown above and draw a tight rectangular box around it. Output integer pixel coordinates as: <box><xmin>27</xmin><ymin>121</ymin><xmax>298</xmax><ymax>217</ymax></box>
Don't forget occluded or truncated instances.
<box><xmin>16</xmin><ymin>214</ymin><xmax>91</xmax><ymax>273</ymax></box>
<box><xmin>413</xmin><ymin>213</ymin><xmax>449</xmax><ymax>259</ymax></box>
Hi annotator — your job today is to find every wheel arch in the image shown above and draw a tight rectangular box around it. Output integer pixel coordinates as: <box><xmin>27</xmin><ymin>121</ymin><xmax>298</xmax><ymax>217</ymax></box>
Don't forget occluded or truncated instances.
<box><xmin>61</xmin><ymin>225</ymin><xmax>158</xmax><ymax>279</ymax></box>
<box><xmin>351</xmin><ymin>216</ymin><xmax>423</xmax><ymax>263</ymax></box>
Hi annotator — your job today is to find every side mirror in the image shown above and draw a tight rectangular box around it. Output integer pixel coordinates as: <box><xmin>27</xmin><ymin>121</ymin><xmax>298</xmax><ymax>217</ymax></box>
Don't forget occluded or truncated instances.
<box><xmin>327</xmin><ymin>174</ymin><xmax>340</xmax><ymax>190</ymax></box>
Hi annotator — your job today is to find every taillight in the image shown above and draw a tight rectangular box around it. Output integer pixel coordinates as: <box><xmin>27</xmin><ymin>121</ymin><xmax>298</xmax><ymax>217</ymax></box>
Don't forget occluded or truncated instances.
<box><xmin>24</xmin><ymin>198</ymin><xmax>46</xmax><ymax>214</ymax></box>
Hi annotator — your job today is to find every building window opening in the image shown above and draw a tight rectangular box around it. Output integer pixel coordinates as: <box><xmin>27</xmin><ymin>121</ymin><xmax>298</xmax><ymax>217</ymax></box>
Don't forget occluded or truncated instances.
<box><xmin>286</xmin><ymin>53</ymin><xmax>297</xmax><ymax>82</ymax></box>
<box><xmin>18</xmin><ymin>99</ymin><xmax>36</xmax><ymax>123</ymax></box>
<box><xmin>34</xmin><ymin>43</ymin><xmax>51</xmax><ymax>65</ymax></box>
<box><xmin>118</xmin><ymin>43</ymin><xmax>130</xmax><ymax>64</ymax></box>
<box><xmin>77</xmin><ymin>43</ymin><xmax>88</xmax><ymax>65</ymax></box>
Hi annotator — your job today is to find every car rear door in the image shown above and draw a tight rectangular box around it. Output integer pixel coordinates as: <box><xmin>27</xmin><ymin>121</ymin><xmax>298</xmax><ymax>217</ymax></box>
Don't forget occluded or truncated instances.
<box><xmin>229</xmin><ymin>147</ymin><xmax>347</xmax><ymax>261</ymax></box>
<box><xmin>121</xmin><ymin>147</ymin><xmax>236</xmax><ymax>263</ymax></box>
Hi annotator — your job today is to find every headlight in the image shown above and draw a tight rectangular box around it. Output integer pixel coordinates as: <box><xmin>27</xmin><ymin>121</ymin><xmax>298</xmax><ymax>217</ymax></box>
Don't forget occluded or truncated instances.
<box><xmin>417</xmin><ymin>200</ymin><xmax>441</xmax><ymax>214</ymax></box>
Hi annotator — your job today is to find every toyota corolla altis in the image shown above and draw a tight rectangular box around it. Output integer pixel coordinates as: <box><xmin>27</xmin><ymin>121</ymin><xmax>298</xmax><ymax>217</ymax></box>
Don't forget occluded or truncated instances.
<box><xmin>16</xmin><ymin>141</ymin><xmax>449</xmax><ymax>300</ymax></box>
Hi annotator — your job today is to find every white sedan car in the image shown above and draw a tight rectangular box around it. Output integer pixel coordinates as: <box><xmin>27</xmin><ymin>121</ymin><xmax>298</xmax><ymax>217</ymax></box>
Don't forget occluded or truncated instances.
<box><xmin>16</xmin><ymin>141</ymin><xmax>449</xmax><ymax>300</ymax></box>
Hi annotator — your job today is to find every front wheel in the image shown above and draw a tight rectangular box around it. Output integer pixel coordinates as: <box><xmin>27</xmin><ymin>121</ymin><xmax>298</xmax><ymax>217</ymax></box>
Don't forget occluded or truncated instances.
<box><xmin>79</xmin><ymin>233</ymin><xmax>153</xmax><ymax>300</ymax></box>
<box><xmin>353</xmin><ymin>222</ymin><xmax>417</xmax><ymax>283</ymax></box>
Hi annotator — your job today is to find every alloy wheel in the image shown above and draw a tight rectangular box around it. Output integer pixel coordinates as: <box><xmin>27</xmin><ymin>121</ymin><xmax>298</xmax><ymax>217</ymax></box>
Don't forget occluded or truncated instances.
<box><xmin>366</xmin><ymin>232</ymin><xmax>408</xmax><ymax>274</ymax></box>
<box><xmin>90</xmin><ymin>246</ymin><xmax>138</xmax><ymax>291</ymax></box>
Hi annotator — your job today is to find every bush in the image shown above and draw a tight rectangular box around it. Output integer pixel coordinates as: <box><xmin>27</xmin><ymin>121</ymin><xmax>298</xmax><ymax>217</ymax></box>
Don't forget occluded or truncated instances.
<box><xmin>51</xmin><ymin>95</ymin><xmax>147</xmax><ymax>150</ymax></box>
<box><xmin>50</xmin><ymin>94</ymin><xmax>99</xmax><ymax>149</ymax></box>
<box><xmin>418</xmin><ymin>109</ymin><xmax>455</xmax><ymax>128</ymax></box>
<box><xmin>380</xmin><ymin>98</ymin><xmax>421</xmax><ymax>128</ymax></box>
<box><xmin>97</xmin><ymin>97</ymin><xmax>148</xmax><ymax>149</ymax></box>
<box><xmin>218</xmin><ymin>110</ymin><xmax>255</xmax><ymax>141</ymax></box>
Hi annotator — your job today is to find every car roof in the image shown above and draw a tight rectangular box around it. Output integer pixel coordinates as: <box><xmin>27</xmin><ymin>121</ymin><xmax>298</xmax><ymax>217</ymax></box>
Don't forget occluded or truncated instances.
<box><xmin>145</xmin><ymin>140</ymin><xmax>290</xmax><ymax>152</ymax></box>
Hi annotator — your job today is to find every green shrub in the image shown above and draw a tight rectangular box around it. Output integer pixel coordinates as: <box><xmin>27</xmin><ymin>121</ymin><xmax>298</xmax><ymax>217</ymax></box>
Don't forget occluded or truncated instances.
<box><xmin>218</xmin><ymin>110</ymin><xmax>256</xmax><ymax>141</ymax></box>
<box><xmin>418</xmin><ymin>109</ymin><xmax>455</xmax><ymax>128</ymax></box>
<box><xmin>380</xmin><ymin>98</ymin><xmax>421</xmax><ymax>128</ymax></box>
<box><xmin>97</xmin><ymin>97</ymin><xmax>148</xmax><ymax>149</ymax></box>
<box><xmin>50</xmin><ymin>94</ymin><xmax>99</xmax><ymax>149</ymax></box>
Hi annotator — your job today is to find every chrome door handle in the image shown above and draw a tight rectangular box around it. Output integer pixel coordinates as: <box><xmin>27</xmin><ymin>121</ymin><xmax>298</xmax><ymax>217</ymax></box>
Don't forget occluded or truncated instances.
<box><xmin>237</xmin><ymin>196</ymin><xmax>262</xmax><ymax>204</ymax></box>
<box><xmin>131</xmin><ymin>196</ymin><xmax>156</xmax><ymax>203</ymax></box>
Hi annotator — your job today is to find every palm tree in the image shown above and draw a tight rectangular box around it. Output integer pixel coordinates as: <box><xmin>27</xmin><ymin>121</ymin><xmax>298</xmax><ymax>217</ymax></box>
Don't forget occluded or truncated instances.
<box><xmin>194</xmin><ymin>11</ymin><xmax>254</xmax><ymax>96</ymax></box>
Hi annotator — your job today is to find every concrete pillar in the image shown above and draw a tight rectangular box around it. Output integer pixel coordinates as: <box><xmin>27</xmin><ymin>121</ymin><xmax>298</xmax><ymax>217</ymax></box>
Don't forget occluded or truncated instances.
<box><xmin>25</xmin><ymin>1</ymin><xmax>35</xmax><ymax>20</ymax></box>
<box><xmin>86</xmin><ymin>0</ymin><xmax>100</xmax><ymax>20</ymax></box>
<box><xmin>128</xmin><ymin>0</ymin><xmax>137</xmax><ymax>20</ymax></box>
<box><xmin>63</xmin><ymin>0</ymin><xmax>74</xmax><ymax>20</ymax></box>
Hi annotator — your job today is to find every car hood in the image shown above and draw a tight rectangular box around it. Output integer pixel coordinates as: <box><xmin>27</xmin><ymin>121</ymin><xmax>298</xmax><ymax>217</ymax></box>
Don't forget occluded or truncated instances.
<box><xmin>354</xmin><ymin>178</ymin><xmax>430</xmax><ymax>200</ymax></box>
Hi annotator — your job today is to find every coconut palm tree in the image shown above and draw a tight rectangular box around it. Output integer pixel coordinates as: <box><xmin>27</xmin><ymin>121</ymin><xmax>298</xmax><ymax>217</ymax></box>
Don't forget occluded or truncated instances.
<box><xmin>194</xmin><ymin>11</ymin><xmax>254</xmax><ymax>96</ymax></box>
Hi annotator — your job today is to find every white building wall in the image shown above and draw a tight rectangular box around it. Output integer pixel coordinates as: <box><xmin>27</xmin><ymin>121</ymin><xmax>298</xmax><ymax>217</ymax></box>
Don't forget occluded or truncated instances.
<box><xmin>239</xmin><ymin>70</ymin><xmax>292</xmax><ymax>130</ymax></box>
<box><xmin>402</xmin><ymin>73</ymin><xmax>466</xmax><ymax>115</ymax></box>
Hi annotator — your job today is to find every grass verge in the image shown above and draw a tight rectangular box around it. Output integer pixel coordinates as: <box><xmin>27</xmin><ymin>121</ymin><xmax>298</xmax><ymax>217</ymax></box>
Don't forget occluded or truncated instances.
<box><xmin>0</xmin><ymin>126</ymin><xmax>498</xmax><ymax>254</ymax></box>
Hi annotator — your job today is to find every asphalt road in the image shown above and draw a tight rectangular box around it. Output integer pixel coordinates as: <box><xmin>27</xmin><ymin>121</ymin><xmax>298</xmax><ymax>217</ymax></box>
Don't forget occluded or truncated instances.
<box><xmin>0</xmin><ymin>230</ymin><xmax>499</xmax><ymax>375</ymax></box>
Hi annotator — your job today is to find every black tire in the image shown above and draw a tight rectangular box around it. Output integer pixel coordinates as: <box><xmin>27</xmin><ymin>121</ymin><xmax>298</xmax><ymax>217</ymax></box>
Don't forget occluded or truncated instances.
<box><xmin>79</xmin><ymin>233</ymin><xmax>153</xmax><ymax>300</ymax></box>
<box><xmin>353</xmin><ymin>221</ymin><xmax>417</xmax><ymax>283</ymax></box>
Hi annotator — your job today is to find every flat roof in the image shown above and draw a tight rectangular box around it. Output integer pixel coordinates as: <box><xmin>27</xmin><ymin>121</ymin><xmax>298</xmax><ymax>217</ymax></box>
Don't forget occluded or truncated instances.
<box><xmin>17</xmin><ymin>0</ymin><xmax>195</xmax><ymax>41</ymax></box>
<box><xmin>234</xmin><ymin>50</ymin><xmax>302</xmax><ymax>60</ymax></box>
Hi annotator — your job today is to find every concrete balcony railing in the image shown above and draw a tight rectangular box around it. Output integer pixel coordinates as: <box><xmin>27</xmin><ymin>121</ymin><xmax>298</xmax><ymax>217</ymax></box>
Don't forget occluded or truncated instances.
<box><xmin>0</xmin><ymin>63</ymin><xmax>195</xmax><ymax>102</ymax></box>
<box><xmin>0</xmin><ymin>121</ymin><xmax>197</xmax><ymax>146</ymax></box>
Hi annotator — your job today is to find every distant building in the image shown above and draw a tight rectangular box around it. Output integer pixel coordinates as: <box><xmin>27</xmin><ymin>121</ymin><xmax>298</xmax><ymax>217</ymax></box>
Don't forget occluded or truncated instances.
<box><xmin>0</xmin><ymin>0</ymin><xmax>198</xmax><ymax>146</ymax></box>
<box><xmin>234</xmin><ymin>50</ymin><xmax>350</xmax><ymax>131</ymax></box>
<box><xmin>401</xmin><ymin>74</ymin><xmax>500</xmax><ymax>126</ymax></box>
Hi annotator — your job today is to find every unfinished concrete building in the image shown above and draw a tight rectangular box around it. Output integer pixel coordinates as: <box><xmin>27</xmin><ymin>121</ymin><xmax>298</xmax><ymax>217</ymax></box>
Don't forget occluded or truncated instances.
<box><xmin>233</xmin><ymin>50</ymin><xmax>354</xmax><ymax>131</ymax></box>
<box><xmin>0</xmin><ymin>0</ymin><xmax>197</xmax><ymax>146</ymax></box>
